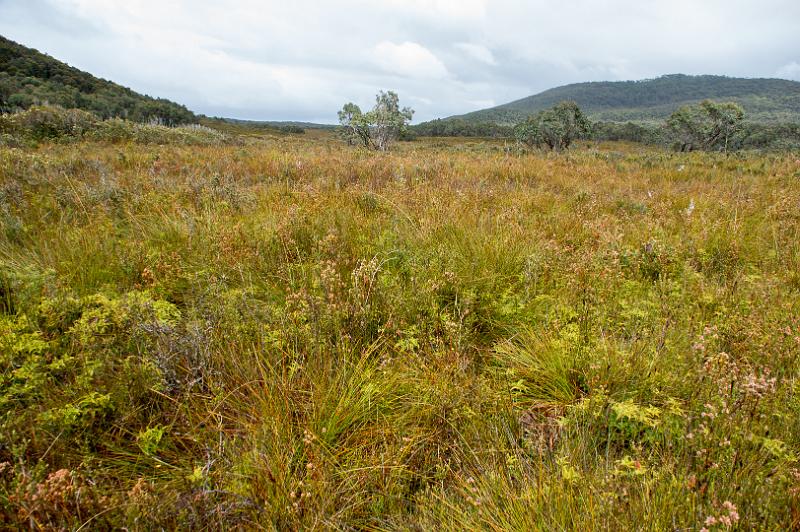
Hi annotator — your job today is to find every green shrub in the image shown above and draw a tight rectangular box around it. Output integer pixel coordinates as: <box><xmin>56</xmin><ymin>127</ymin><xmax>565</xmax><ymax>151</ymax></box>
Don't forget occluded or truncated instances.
<box><xmin>4</xmin><ymin>105</ymin><xmax>97</xmax><ymax>141</ymax></box>
<box><xmin>0</xmin><ymin>105</ymin><xmax>234</xmax><ymax>145</ymax></box>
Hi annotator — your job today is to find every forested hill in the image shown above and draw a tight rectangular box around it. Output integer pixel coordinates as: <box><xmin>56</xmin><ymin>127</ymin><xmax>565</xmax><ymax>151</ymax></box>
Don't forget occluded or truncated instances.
<box><xmin>450</xmin><ymin>74</ymin><xmax>800</xmax><ymax>125</ymax></box>
<box><xmin>0</xmin><ymin>35</ymin><xmax>196</xmax><ymax>125</ymax></box>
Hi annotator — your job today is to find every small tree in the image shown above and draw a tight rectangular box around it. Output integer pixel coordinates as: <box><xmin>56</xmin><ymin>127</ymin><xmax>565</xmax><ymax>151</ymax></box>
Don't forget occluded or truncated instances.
<box><xmin>701</xmin><ymin>100</ymin><xmax>745</xmax><ymax>152</ymax></box>
<box><xmin>338</xmin><ymin>90</ymin><xmax>414</xmax><ymax>151</ymax></box>
<box><xmin>665</xmin><ymin>105</ymin><xmax>705</xmax><ymax>152</ymax></box>
<box><xmin>666</xmin><ymin>100</ymin><xmax>744</xmax><ymax>152</ymax></box>
<box><xmin>365</xmin><ymin>90</ymin><xmax>414</xmax><ymax>151</ymax></box>
<box><xmin>337</xmin><ymin>102</ymin><xmax>370</xmax><ymax>147</ymax></box>
<box><xmin>515</xmin><ymin>101</ymin><xmax>590</xmax><ymax>151</ymax></box>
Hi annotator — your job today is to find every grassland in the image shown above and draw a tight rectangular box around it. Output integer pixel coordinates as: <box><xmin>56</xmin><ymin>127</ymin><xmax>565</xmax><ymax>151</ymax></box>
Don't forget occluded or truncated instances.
<box><xmin>1</xmin><ymin>132</ymin><xmax>799</xmax><ymax>529</ymax></box>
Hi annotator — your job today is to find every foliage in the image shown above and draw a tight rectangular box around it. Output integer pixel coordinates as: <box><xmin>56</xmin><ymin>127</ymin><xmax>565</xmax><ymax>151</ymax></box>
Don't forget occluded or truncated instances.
<box><xmin>666</xmin><ymin>100</ymin><xmax>745</xmax><ymax>152</ymax></box>
<box><xmin>412</xmin><ymin>118</ymin><xmax>513</xmax><ymax>138</ymax></box>
<box><xmin>367</xmin><ymin>91</ymin><xmax>414</xmax><ymax>151</ymax></box>
<box><xmin>737</xmin><ymin>121</ymin><xmax>800</xmax><ymax>150</ymax></box>
<box><xmin>515</xmin><ymin>101</ymin><xmax>591</xmax><ymax>151</ymax></box>
<box><xmin>338</xmin><ymin>91</ymin><xmax>414</xmax><ymax>150</ymax></box>
<box><xmin>591</xmin><ymin>120</ymin><xmax>666</xmax><ymax>144</ymax></box>
<box><xmin>592</xmin><ymin>119</ymin><xmax>800</xmax><ymax>151</ymax></box>
<box><xmin>337</xmin><ymin>102</ymin><xmax>371</xmax><ymax>147</ymax></box>
<box><xmin>0</xmin><ymin>105</ymin><xmax>97</xmax><ymax>141</ymax></box>
<box><xmin>201</xmin><ymin>117</ymin><xmax>310</xmax><ymax>136</ymax></box>
<box><xmin>0</xmin><ymin>35</ymin><xmax>196</xmax><ymax>125</ymax></box>
<box><xmin>1</xmin><ymin>105</ymin><xmax>234</xmax><ymax>146</ymax></box>
<box><xmin>0</xmin><ymin>134</ymin><xmax>799</xmax><ymax>529</ymax></box>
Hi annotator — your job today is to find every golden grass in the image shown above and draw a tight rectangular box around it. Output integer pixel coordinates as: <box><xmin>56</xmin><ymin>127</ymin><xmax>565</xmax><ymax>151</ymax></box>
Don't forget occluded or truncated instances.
<box><xmin>0</xmin><ymin>134</ymin><xmax>799</xmax><ymax>529</ymax></box>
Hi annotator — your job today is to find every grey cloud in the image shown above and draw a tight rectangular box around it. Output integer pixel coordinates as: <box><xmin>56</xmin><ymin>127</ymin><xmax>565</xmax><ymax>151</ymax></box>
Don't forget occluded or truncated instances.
<box><xmin>0</xmin><ymin>0</ymin><xmax>798</xmax><ymax>122</ymax></box>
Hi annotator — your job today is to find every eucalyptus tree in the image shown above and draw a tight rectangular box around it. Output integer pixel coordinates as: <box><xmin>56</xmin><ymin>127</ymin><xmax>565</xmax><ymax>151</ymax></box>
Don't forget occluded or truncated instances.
<box><xmin>365</xmin><ymin>90</ymin><xmax>414</xmax><ymax>151</ymax></box>
<box><xmin>515</xmin><ymin>101</ymin><xmax>590</xmax><ymax>151</ymax></box>
<box><xmin>666</xmin><ymin>100</ymin><xmax>745</xmax><ymax>152</ymax></box>
<box><xmin>338</xmin><ymin>91</ymin><xmax>414</xmax><ymax>151</ymax></box>
<box><xmin>337</xmin><ymin>102</ymin><xmax>371</xmax><ymax>147</ymax></box>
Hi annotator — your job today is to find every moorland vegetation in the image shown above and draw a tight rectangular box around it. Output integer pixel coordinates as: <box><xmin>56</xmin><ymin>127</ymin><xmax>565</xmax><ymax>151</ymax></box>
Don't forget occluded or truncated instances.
<box><xmin>2</xmin><ymin>32</ymin><xmax>800</xmax><ymax>531</ymax></box>
<box><xmin>0</xmin><ymin>115</ymin><xmax>798</xmax><ymax>528</ymax></box>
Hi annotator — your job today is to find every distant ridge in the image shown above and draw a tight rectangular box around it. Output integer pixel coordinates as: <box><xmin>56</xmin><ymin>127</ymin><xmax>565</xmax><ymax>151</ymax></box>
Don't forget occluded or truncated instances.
<box><xmin>219</xmin><ymin>117</ymin><xmax>337</xmax><ymax>130</ymax></box>
<box><xmin>446</xmin><ymin>74</ymin><xmax>800</xmax><ymax>125</ymax></box>
<box><xmin>0</xmin><ymin>35</ymin><xmax>196</xmax><ymax>125</ymax></box>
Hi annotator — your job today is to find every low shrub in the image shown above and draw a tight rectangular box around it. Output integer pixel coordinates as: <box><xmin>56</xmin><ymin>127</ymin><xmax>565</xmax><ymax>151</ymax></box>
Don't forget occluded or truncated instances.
<box><xmin>0</xmin><ymin>105</ymin><xmax>235</xmax><ymax>146</ymax></box>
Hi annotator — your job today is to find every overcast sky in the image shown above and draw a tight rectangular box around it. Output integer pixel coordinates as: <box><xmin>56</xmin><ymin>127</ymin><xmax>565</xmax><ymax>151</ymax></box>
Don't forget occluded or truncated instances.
<box><xmin>1</xmin><ymin>0</ymin><xmax>799</xmax><ymax>123</ymax></box>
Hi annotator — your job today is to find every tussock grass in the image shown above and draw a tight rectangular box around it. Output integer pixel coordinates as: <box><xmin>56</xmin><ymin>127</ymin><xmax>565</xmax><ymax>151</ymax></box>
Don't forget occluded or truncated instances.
<box><xmin>0</xmin><ymin>135</ymin><xmax>799</xmax><ymax>528</ymax></box>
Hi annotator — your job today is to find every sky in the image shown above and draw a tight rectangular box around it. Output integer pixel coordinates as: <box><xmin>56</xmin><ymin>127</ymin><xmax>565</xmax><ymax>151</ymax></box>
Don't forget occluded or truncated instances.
<box><xmin>0</xmin><ymin>0</ymin><xmax>799</xmax><ymax>123</ymax></box>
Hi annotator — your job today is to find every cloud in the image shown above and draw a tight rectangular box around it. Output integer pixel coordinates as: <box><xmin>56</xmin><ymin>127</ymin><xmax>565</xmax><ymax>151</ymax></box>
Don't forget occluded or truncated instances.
<box><xmin>382</xmin><ymin>0</ymin><xmax>487</xmax><ymax>20</ymax></box>
<box><xmin>454</xmin><ymin>43</ymin><xmax>496</xmax><ymax>65</ymax></box>
<box><xmin>0</xmin><ymin>0</ymin><xmax>798</xmax><ymax>122</ymax></box>
<box><xmin>372</xmin><ymin>41</ymin><xmax>449</xmax><ymax>79</ymax></box>
<box><xmin>777</xmin><ymin>62</ymin><xmax>800</xmax><ymax>80</ymax></box>
<box><xmin>409</xmin><ymin>96</ymin><xmax>434</xmax><ymax>105</ymax></box>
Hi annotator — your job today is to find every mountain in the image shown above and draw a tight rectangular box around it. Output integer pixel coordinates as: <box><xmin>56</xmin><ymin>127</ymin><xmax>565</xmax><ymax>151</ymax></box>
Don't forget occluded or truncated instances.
<box><xmin>448</xmin><ymin>74</ymin><xmax>800</xmax><ymax>125</ymax></box>
<box><xmin>0</xmin><ymin>35</ymin><xmax>196</xmax><ymax>125</ymax></box>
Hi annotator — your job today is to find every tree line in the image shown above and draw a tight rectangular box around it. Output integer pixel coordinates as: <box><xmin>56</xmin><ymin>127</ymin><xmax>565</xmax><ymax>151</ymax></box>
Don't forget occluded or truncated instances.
<box><xmin>402</xmin><ymin>99</ymin><xmax>799</xmax><ymax>152</ymax></box>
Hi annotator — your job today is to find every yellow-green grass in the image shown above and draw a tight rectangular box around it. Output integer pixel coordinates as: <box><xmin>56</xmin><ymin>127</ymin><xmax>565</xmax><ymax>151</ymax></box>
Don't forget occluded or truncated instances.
<box><xmin>1</xmin><ymin>135</ymin><xmax>799</xmax><ymax>529</ymax></box>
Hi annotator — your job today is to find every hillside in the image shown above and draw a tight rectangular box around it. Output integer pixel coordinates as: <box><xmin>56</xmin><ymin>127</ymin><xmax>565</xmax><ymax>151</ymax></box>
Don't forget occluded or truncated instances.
<box><xmin>449</xmin><ymin>74</ymin><xmax>800</xmax><ymax>125</ymax></box>
<box><xmin>0</xmin><ymin>35</ymin><xmax>196</xmax><ymax>125</ymax></box>
<box><xmin>219</xmin><ymin>117</ymin><xmax>337</xmax><ymax>129</ymax></box>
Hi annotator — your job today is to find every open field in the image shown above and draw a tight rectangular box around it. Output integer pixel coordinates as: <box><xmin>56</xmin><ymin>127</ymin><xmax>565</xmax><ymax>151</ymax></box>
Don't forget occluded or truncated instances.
<box><xmin>1</xmin><ymin>134</ymin><xmax>799</xmax><ymax>529</ymax></box>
